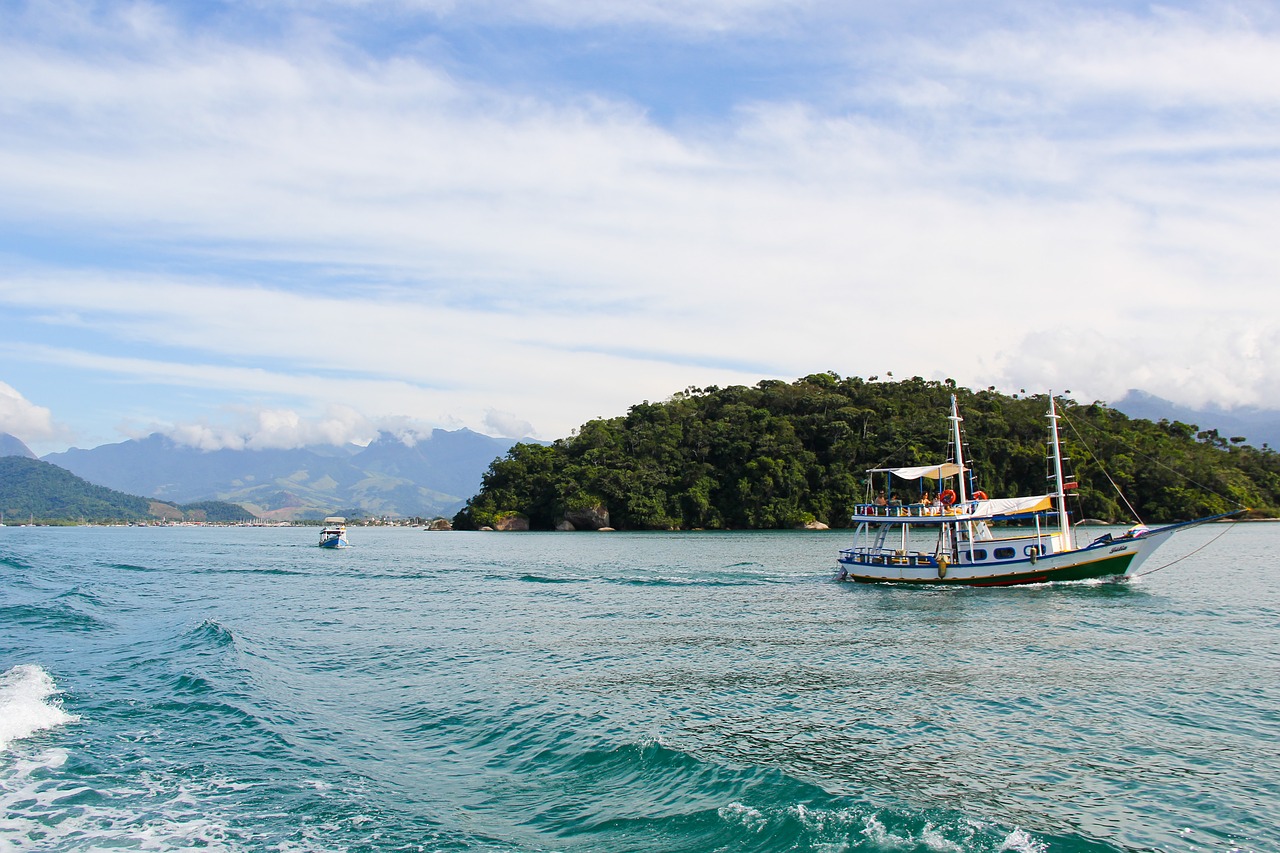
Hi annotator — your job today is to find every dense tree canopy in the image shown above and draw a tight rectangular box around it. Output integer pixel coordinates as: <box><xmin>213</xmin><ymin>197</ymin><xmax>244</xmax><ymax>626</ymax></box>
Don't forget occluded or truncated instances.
<box><xmin>179</xmin><ymin>500</ymin><xmax>258</xmax><ymax>523</ymax></box>
<box><xmin>455</xmin><ymin>374</ymin><xmax>1277</xmax><ymax>531</ymax></box>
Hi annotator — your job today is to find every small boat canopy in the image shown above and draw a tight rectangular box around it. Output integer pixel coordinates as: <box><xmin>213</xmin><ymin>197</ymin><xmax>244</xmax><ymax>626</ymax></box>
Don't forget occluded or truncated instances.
<box><xmin>866</xmin><ymin>463</ymin><xmax>965</xmax><ymax>480</ymax></box>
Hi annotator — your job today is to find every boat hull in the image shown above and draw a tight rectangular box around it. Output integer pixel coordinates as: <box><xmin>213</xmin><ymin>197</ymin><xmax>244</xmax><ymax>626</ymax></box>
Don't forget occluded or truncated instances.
<box><xmin>838</xmin><ymin>550</ymin><xmax>1134</xmax><ymax>586</ymax></box>
<box><xmin>836</xmin><ymin>529</ymin><xmax>1177</xmax><ymax>586</ymax></box>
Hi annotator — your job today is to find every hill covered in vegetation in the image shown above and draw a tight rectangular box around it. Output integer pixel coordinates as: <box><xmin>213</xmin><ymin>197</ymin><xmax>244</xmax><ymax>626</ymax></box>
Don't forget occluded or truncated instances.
<box><xmin>0</xmin><ymin>457</ymin><xmax>256</xmax><ymax>524</ymax></box>
<box><xmin>454</xmin><ymin>374</ymin><xmax>1279</xmax><ymax>531</ymax></box>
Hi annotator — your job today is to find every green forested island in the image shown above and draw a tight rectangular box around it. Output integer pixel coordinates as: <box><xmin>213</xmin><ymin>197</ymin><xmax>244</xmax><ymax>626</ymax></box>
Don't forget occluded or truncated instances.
<box><xmin>0</xmin><ymin>457</ymin><xmax>256</xmax><ymax>524</ymax></box>
<box><xmin>454</xmin><ymin>374</ymin><xmax>1280</xmax><ymax>531</ymax></box>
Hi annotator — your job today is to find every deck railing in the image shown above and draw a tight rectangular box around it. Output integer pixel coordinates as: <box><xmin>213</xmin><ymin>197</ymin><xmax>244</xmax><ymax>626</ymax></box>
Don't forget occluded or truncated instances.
<box><xmin>853</xmin><ymin>502</ymin><xmax>958</xmax><ymax>518</ymax></box>
<box><xmin>839</xmin><ymin>546</ymin><xmax>939</xmax><ymax>567</ymax></box>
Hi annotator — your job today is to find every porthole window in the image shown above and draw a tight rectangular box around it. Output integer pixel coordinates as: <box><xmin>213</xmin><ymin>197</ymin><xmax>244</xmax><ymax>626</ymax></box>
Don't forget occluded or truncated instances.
<box><xmin>993</xmin><ymin>547</ymin><xmax>1016</xmax><ymax>559</ymax></box>
<box><xmin>970</xmin><ymin>549</ymin><xmax>987</xmax><ymax>561</ymax></box>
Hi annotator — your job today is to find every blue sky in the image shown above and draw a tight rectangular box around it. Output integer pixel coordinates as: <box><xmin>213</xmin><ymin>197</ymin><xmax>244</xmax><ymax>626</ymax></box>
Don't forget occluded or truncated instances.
<box><xmin>3</xmin><ymin>0</ymin><xmax>1279</xmax><ymax>455</ymax></box>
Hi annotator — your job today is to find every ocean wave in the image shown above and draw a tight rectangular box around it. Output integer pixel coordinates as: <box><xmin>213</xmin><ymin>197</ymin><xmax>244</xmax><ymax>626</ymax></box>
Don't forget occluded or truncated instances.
<box><xmin>202</xmin><ymin>567</ymin><xmax>309</xmax><ymax>576</ymax></box>
<box><xmin>517</xmin><ymin>574</ymin><xmax>587</xmax><ymax>584</ymax></box>
<box><xmin>0</xmin><ymin>665</ymin><xmax>80</xmax><ymax>753</ymax></box>
<box><xmin>52</xmin><ymin>586</ymin><xmax>107</xmax><ymax>608</ymax></box>
<box><xmin>100</xmin><ymin>562</ymin><xmax>159</xmax><ymax>572</ymax></box>
<box><xmin>0</xmin><ymin>602</ymin><xmax>107</xmax><ymax>631</ymax></box>
<box><xmin>186</xmin><ymin>618</ymin><xmax>238</xmax><ymax>650</ymax></box>
<box><xmin>506</xmin><ymin>735</ymin><xmax>1062</xmax><ymax>852</ymax></box>
<box><xmin>612</xmin><ymin>575</ymin><xmax>770</xmax><ymax>587</ymax></box>
<box><xmin>0</xmin><ymin>552</ymin><xmax>35</xmax><ymax>573</ymax></box>
<box><xmin>480</xmin><ymin>569</ymin><xmax>786</xmax><ymax>587</ymax></box>
<box><xmin>170</xmin><ymin>672</ymin><xmax>221</xmax><ymax>697</ymax></box>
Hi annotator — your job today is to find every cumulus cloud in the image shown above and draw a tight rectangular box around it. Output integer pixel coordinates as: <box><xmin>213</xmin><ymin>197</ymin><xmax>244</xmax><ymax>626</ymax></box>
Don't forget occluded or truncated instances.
<box><xmin>484</xmin><ymin>410</ymin><xmax>537</xmax><ymax>439</ymax></box>
<box><xmin>162</xmin><ymin>405</ymin><xmax>378</xmax><ymax>451</ymax></box>
<box><xmin>0</xmin><ymin>382</ymin><xmax>58</xmax><ymax>441</ymax></box>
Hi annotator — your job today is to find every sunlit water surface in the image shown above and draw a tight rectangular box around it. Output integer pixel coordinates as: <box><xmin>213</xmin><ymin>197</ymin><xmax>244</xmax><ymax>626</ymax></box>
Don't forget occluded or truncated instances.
<box><xmin>2</xmin><ymin>524</ymin><xmax>1277</xmax><ymax>852</ymax></box>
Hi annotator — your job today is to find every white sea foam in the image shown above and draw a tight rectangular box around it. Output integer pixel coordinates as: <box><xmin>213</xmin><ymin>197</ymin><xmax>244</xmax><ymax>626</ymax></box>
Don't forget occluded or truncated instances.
<box><xmin>0</xmin><ymin>755</ymin><xmax>247</xmax><ymax>853</ymax></box>
<box><xmin>856</xmin><ymin>811</ymin><xmax>1038</xmax><ymax>852</ymax></box>
<box><xmin>0</xmin><ymin>779</ymin><xmax>240</xmax><ymax>852</ymax></box>
<box><xmin>0</xmin><ymin>664</ymin><xmax>79</xmax><ymax>753</ymax></box>
<box><xmin>998</xmin><ymin>827</ymin><xmax>1048</xmax><ymax>853</ymax></box>
<box><xmin>918</xmin><ymin>822</ymin><xmax>965</xmax><ymax>852</ymax></box>
<box><xmin>718</xmin><ymin>801</ymin><xmax>767</xmax><ymax>831</ymax></box>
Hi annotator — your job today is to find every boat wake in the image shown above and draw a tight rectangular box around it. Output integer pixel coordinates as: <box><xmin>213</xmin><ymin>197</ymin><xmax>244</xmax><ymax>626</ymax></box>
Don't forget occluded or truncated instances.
<box><xmin>0</xmin><ymin>664</ymin><xmax>79</xmax><ymax>753</ymax></box>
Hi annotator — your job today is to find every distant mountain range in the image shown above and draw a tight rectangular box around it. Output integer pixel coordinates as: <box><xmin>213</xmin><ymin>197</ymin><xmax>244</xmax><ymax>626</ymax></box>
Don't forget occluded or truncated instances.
<box><xmin>31</xmin><ymin>428</ymin><xmax>533</xmax><ymax>520</ymax></box>
<box><xmin>1109</xmin><ymin>390</ymin><xmax>1280</xmax><ymax>450</ymax></box>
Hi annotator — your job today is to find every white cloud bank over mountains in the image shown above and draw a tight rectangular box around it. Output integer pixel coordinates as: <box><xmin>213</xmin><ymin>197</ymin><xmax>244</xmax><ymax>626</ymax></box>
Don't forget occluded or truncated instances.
<box><xmin>1</xmin><ymin>1</ymin><xmax>1278</xmax><ymax>453</ymax></box>
<box><xmin>0</xmin><ymin>383</ymin><xmax>59</xmax><ymax>444</ymax></box>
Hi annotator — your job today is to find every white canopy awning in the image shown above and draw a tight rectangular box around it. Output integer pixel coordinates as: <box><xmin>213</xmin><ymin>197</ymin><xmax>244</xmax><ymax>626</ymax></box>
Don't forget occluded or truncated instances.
<box><xmin>964</xmin><ymin>495</ymin><xmax>1054</xmax><ymax>517</ymax></box>
<box><xmin>866</xmin><ymin>463</ymin><xmax>964</xmax><ymax>480</ymax></box>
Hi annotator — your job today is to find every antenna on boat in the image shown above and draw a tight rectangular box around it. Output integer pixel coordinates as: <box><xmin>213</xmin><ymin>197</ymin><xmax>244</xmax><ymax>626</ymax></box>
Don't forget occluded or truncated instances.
<box><xmin>1047</xmin><ymin>393</ymin><xmax>1071</xmax><ymax>545</ymax></box>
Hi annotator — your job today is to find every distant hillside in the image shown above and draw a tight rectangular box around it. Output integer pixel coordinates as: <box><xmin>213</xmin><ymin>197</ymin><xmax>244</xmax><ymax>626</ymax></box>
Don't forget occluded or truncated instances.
<box><xmin>42</xmin><ymin>428</ymin><xmax>536</xmax><ymax>520</ymax></box>
<box><xmin>0</xmin><ymin>457</ymin><xmax>255</xmax><ymax>524</ymax></box>
<box><xmin>177</xmin><ymin>500</ymin><xmax>260</xmax><ymax>524</ymax></box>
<box><xmin>456</xmin><ymin>374</ymin><xmax>1280</xmax><ymax>531</ymax></box>
<box><xmin>1111</xmin><ymin>390</ymin><xmax>1280</xmax><ymax>450</ymax></box>
<box><xmin>0</xmin><ymin>432</ymin><xmax>36</xmax><ymax>459</ymax></box>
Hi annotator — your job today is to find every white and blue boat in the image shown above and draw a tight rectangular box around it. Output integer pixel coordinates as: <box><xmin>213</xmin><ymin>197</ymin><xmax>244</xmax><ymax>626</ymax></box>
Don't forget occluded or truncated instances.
<box><xmin>319</xmin><ymin>517</ymin><xmax>349</xmax><ymax>549</ymax></box>
<box><xmin>837</xmin><ymin>394</ymin><xmax>1241</xmax><ymax>586</ymax></box>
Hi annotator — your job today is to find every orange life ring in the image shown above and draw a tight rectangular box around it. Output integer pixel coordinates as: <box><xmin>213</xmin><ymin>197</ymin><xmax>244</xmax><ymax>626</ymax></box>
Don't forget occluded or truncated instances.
<box><xmin>939</xmin><ymin>489</ymin><xmax>957</xmax><ymax>506</ymax></box>
<box><xmin>973</xmin><ymin>490</ymin><xmax>988</xmax><ymax>501</ymax></box>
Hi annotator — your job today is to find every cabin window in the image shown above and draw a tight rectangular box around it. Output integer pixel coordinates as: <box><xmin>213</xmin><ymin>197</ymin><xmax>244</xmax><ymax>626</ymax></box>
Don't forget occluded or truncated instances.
<box><xmin>993</xmin><ymin>547</ymin><xmax>1016</xmax><ymax>560</ymax></box>
<box><xmin>969</xmin><ymin>549</ymin><xmax>987</xmax><ymax>561</ymax></box>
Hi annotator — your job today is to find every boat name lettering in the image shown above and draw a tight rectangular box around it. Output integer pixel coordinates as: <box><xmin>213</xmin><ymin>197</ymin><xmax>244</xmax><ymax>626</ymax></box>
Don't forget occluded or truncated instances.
<box><xmin>1109</xmin><ymin>545</ymin><xmax>1128</xmax><ymax>553</ymax></box>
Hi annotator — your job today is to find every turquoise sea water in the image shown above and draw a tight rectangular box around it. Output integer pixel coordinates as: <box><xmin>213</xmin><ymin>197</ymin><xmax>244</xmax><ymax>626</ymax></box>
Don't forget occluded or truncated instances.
<box><xmin>1</xmin><ymin>524</ymin><xmax>1277</xmax><ymax>852</ymax></box>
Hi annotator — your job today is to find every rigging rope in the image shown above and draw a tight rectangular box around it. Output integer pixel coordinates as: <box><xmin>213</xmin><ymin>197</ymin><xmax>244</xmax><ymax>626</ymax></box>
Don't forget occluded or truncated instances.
<box><xmin>1131</xmin><ymin>519</ymin><xmax>1241</xmax><ymax>577</ymax></box>
<box><xmin>1058</xmin><ymin>408</ymin><xmax>1144</xmax><ymax>523</ymax></box>
<box><xmin>1059</xmin><ymin>406</ymin><xmax>1242</xmax><ymax>511</ymax></box>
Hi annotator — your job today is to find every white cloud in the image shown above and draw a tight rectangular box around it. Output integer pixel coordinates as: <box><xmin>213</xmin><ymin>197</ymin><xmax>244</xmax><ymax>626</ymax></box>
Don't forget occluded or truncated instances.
<box><xmin>152</xmin><ymin>404</ymin><xmax>378</xmax><ymax>451</ymax></box>
<box><xmin>0</xmin><ymin>382</ymin><xmax>60</xmax><ymax>442</ymax></box>
<box><xmin>484</xmin><ymin>410</ymin><xmax>536</xmax><ymax>439</ymax></box>
<box><xmin>2</xmin><ymin>2</ymin><xmax>1280</xmax><ymax>450</ymax></box>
